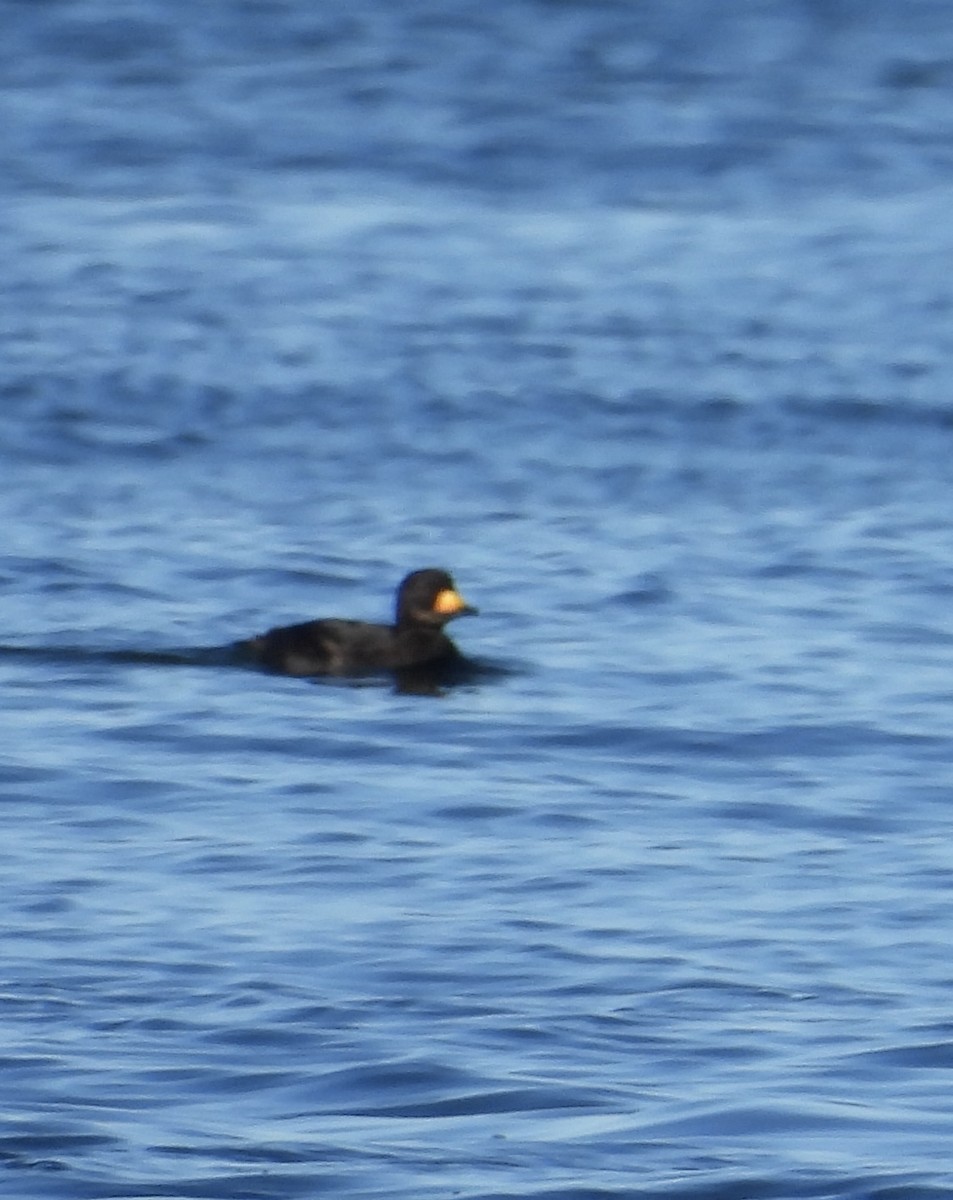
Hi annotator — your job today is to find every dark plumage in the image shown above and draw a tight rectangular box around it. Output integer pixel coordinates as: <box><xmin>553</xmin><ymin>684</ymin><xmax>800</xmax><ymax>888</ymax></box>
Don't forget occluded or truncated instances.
<box><xmin>239</xmin><ymin>568</ymin><xmax>477</xmax><ymax>677</ymax></box>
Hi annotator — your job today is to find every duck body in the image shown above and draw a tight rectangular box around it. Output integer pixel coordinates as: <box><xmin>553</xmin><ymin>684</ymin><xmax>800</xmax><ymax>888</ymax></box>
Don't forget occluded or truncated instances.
<box><xmin>242</xmin><ymin>616</ymin><xmax>463</xmax><ymax>676</ymax></box>
<box><xmin>239</xmin><ymin>568</ymin><xmax>476</xmax><ymax>678</ymax></box>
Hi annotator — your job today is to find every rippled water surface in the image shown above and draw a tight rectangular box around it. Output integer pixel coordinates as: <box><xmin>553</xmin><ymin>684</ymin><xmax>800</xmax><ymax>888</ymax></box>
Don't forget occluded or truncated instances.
<box><xmin>5</xmin><ymin>2</ymin><xmax>953</xmax><ymax>1197</ymax></box>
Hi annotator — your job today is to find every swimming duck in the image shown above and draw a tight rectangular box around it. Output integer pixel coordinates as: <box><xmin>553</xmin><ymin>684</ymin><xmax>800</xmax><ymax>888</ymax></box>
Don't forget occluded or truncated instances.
<box><xmin>239</xmin><ymin>568</ymin><xmax>477</xmax><ymax>677</ymax></box>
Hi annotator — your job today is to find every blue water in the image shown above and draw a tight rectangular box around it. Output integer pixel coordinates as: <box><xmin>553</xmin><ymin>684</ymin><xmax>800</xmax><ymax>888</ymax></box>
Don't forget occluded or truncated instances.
<box><xmin>4</xmin><ymin>1</ymin><xmax>953</xmax><ymax>1196</ymax></box>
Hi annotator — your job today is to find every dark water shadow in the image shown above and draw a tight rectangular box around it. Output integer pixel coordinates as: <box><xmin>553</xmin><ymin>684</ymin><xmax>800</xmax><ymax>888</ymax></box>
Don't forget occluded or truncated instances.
<box><xmin>238</xmin><ymin>646</ymin><xmax>517</xmax><ymax>696</ymax></box>
<box><xmin>0</xmin><ymin>641</ymin><xmax>239</xmax><ymax>671</ymax></box>
<box><xmin>0</xmin><ymin>641</ymin><xmax>518</xmax><ymax>696</ymax></box>
<box><xmin>390</xmin><ymin>655</ymin><xmax>513</xmax><ymax>696</ymax></box>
